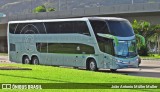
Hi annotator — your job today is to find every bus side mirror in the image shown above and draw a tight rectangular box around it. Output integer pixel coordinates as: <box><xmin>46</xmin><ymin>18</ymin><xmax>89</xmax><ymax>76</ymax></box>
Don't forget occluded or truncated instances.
<box><xmin>97</xmin><ymin>33</ymin><xmax>119</xmax><ymax>46</ymax></box>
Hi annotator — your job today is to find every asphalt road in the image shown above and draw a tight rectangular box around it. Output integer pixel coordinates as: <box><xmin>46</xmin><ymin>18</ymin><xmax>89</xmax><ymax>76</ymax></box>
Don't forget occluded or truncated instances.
<box><xmin>0</xmin><ymin>56</ymin><xmax>160</xmax><ymax>78</ymax></box>
<box><xmin>99</xmin><ymin>60</ymin><xmax>160</xmax><ymax>78</ymax></box>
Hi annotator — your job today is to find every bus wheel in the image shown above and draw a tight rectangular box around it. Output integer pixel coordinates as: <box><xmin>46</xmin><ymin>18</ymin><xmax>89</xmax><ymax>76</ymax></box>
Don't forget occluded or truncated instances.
<box><xmin>22</xmin><ymin>56</ymin><xmax>30</xmax><ymax>64</ymax></box>
<box><xmin>110</xmin><ymin>69</ymin><xmax>117</xmax><ymax>72</ymax></box>
<box><xmin>32</xmin><ymin>56</ymin><xmax>39</xmax><ymax>65</ymax></box>
<box><xmin>73</xmin><ymin>67</ymin><xmax>78</xmax><ymax>69</ymax></box>
<box><xmin>88</xmin><ymin>59</ymin><xmax>98</xmax><ymax>71</ymax></box>
<box><xmin>138</xmin><ymin>57</ymin><xmax>141</xmax><ymax>66</ymax></box>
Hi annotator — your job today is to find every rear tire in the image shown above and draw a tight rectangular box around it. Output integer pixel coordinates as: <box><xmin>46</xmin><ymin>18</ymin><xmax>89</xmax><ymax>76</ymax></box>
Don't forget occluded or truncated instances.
<box><xmin>31</xmin><ymin>57</ymin><xmax>39</xmax><ymax>65</ymax></box>
<box><xmin>88</xmin><ymin>59</ymin><xmax>98</xmax><ymax>71</ymax></box>
<box><xmin>22</xmin><ymin>56</ymin><xmax>30</xmax><ymax>64</ymax></box>
<box><xmin>73</xmin><ymin>67</ymin><xmax>78</xmax><ymax>69</ymax></box>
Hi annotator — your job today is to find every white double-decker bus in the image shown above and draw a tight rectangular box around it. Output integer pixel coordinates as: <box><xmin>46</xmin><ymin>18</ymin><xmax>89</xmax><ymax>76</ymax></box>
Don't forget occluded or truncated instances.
<box><xmin>8</xmin><ymin>17</ymin><xmax>140</xmax><ymax>71</ymax></box>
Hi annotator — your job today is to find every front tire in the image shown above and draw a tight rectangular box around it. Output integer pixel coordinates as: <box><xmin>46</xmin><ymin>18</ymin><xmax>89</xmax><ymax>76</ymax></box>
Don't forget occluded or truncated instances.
<box><xmin>88</xmin><ymin>59</ymin><xmax>98</xmax><ymax>71</ymax></box>
<box><xmin>31</xmin><ymin>57</ymin><xmax>39</xmax><ymax>65</ymax></box>
<box><xmin>138</xmin><ymin>57</ymin><xmax>141</xmax><ymax>66</ymax></box>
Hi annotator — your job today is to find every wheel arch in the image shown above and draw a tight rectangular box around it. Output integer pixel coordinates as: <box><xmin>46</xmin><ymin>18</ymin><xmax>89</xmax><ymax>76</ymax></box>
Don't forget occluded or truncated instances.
<box><xmin>22</xmin><ymin>55</ymin><xmax>29</xmax><ymax>61</ymax></box>
<box><xmin>31</xmin><ymin>55</ymin><xmax>38</xmax><ymax>60</ymax></box>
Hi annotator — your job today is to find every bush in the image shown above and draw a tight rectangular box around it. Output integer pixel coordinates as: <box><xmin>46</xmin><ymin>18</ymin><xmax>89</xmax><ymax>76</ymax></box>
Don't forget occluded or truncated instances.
<box><xmin>138</xmin><ymin>45</ymin><xmax>149</xmax><ymax>56</ymax></box>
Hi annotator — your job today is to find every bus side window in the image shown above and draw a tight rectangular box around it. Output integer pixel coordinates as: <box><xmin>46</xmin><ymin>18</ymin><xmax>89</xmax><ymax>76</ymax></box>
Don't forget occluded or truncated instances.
<box><xmin>9</xmin><ymin>24</ymin><xmax>17</xmax><ymax>34</ymax></box>
<box><xmin>45</xmin><ymin>22</ymin><xmax>60</xmax><ymax>34</ymax></box>
<box><xmin>97</xmin><ymin>37</ymin><xmax>114</xmax><ymax>55</ymax></box>
<box><xmin>59</xmin><ymin>22</ymin><xmax>74</xmax><ymax>34</ymax></box>
<box><xmin>74</xmin><ymin>21</ymin><xmax>91</xmax><ymax>36</ymax></box>
<box><xmin>90</xmin><ymin>20</ymin><xmax>110</xmax><ymax>35</ymax></box>
<box><xmin>36</xmin><ymin>43</ymin><xmax>48</xmax><ymax>53</ymax></box>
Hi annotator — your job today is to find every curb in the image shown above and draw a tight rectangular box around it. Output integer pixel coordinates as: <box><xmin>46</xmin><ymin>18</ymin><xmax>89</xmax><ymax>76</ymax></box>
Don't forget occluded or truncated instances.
<box><xmin>142</xmin><ymin>59</ymin><xmax>160</xmax><ymax>61</ymax></box>
<box><xmin>0</xmin><ymin>60</ymin><xmax>11</xmax><ymax>63</ymax></box>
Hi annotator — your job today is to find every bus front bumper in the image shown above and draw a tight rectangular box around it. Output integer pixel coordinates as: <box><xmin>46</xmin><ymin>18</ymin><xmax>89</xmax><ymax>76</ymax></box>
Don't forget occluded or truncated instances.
<box><xmin>109</xmin><ymin>59</ymin><xmax>139</xmax><ymax>69</ymax></box>
<box><xmin>116</xmin><ymin>61</ymin><xmax>138</xmax><ymax>69</ymax></box>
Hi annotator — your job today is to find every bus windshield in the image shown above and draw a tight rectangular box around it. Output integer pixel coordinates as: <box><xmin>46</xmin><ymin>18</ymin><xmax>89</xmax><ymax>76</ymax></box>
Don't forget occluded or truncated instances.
<box><xmin>114</xmin><ymin>40</ymin><xmax>137</xmax><ymax>58</ymax></box>
<box><xmin>108</xmin><ymin>20</ymin><xmax>134</xmax><ymax>37</ymax></box>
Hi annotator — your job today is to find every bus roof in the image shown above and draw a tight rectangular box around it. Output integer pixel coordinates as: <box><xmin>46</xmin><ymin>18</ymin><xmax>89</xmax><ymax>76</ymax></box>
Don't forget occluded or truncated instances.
<box><xmin>8</xmin><ymin>17</ymin><xmax>127</xmax><ymax>24</ymax></box>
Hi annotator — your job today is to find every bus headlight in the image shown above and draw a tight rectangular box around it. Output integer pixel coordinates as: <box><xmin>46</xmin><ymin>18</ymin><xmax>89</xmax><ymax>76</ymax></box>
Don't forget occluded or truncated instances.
<box><xmin>113</xmin><ymin>58</ymin><xmax>123</xmax><ymax>63</ymax></box>
<box><xmin>112</xmin><ymin>58</ymin><xmax>117</xmax><ymax>62</ymax></box>
<box><xmin>136</xmin><ymin>58</ymin><xmax>139</xmax><ymax>62</ymax></box>
<box><xmin>117</xmin><ymin>60</ymin><xmax>123</xmax><ymax>63</ymax></box>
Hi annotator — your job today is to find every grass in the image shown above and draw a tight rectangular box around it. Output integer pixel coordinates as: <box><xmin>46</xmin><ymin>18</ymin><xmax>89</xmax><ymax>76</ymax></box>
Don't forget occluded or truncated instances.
<box><xmin>140</xmin><ymin>54</ymin><xmax>160</xmax><ymax>60</ymax></box>
<box><xmin>0</xmin><ymin>64</ymin><xmax>160</xmax><ymax>92</ymax></box>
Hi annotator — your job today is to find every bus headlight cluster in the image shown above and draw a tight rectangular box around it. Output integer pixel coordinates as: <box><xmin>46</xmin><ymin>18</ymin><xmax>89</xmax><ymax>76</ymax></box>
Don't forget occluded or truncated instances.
<box><xmin>112</xmin><ymin>58</ymin><xmax>117</xmax><ymax>62</ymax></box>
<box><xmin>113</xmin><ymin>58</ymin><xmax>123</xmax><ymax>63</ymax></box>
<box><xmin>117</xmin><ymin>60</ymin><xmax>123</xmax><ymax>63</ymax></box>
<box><xmin>136</xmin><ymin>58</ymin><xmax>139</xmax><ymax>62</ymax></box>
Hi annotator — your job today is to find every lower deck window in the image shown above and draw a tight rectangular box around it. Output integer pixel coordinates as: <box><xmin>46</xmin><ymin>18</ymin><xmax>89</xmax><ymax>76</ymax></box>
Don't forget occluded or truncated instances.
<box><xmin>36</xmin><ymin>43</ymin><xmax>95</xmax><ymax>54</ymax></box>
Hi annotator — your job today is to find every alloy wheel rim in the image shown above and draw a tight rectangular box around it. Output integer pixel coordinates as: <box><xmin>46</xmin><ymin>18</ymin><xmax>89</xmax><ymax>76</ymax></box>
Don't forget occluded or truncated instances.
<box><xmin>34</xmin><ymin>59</ymin><xmax>38</xmax><ymax>64</ymax></box>
<box><xmin>25</xmin><ymin>58</ymin><xmax>29</xmax><ymax>64</ymax></box>
<box><xmin>90</xmin><ymin>62</ymin><xmax>95</xmax><ymax>70</ymax></box>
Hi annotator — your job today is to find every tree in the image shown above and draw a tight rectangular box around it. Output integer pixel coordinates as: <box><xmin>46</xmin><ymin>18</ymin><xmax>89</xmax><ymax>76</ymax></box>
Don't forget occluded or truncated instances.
<box><xmin>132</xmin><ymin>20</ymin><xmax>160</xmax><ymax>55</ymax></box>
<box><xmin>33</xmin><ymin>4</ymin><xmax>55</xmax><ymax>13</ymax></box>
<box><xmin>33</xmin><ymin>5</ymin><xmax>46</xmax><ymax>13</ymax></box>
<box><xmin>147</xmin><ymin>24</ymin><xmax>160</xmax><ymax>54</ymax></box>
<box><xmin>132</xmin><ymin>20</ymin><xmax>151</xmax><ymax>56</ymax></box>
<box><xmin>46</xmin><ymin>8</ymin><xmax>55</xmax><ymax>12</ymax></box>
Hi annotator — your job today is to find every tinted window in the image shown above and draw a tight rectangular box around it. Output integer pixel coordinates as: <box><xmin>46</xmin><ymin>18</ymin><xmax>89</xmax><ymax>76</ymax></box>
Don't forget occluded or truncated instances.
<box><xmin>97</xmin><ymin>37</ymin><xmax>114</xmax><ymax>55</ymax></box>
<box><xmin>9</xmin><ymin>24</ymin><xmax>17</xmax><ymax>34</ymax></box>
<box><xmin>107</xmin><ymin>20</ymin><xmax>134</xmax><ymax>37</ymax></box>
<box><xmin>45</xmin><ymin>22</ymin><xmax>61</xmax><ymax>33</ymax></box>
<box><xmin>74</xmin><ymin>21</ymin><xmax>90</xmax><ymax>36</ymax></box>
<box><xmin>44</xmin><ymin>21</ymin><xmax>91</xmax><ymax>35</ymax></box>
<box><xmin>36</xmin><ymin>43</ymin><xmax>95</xmax><ymax>54</ymax></box>
<box><xmin>9</xmin><ymin>23</ymin><xmax>47</xmax><ymax>34</ymax></box>
<box><xmin>36</xmin><ymin>43</ymin><xmax>48</xmax><ymax>53</ymax></box>
<box><xmin>90</xmin><ymin>20</ymin><xmax>110</xmax><ymax>34</ymax></box>
<box><xmin>10</xmin><ymin>21</ymin><xmax>90</xmax><ymax>35</ymax></box>
<box><xmin>90</xmin><ymin>20</ymin><xmax>114</xmax><ymax>55</ymax></box>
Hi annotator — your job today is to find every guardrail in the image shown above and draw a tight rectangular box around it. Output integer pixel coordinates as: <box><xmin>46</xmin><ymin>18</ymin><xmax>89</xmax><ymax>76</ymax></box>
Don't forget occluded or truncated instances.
<box><xmin>0</xmin><ymin>1</ymin><xmax>160</xmax><ymax>23</ymax></box>
<box><xmin>58</xmin><ymin>0</ymin><xmax>160</xmax><ymax>10</ymax></box>
<box><xmin>3</xmin><ymin>0</ymin><xmax>160</xmax><ymax>16</ymax></box>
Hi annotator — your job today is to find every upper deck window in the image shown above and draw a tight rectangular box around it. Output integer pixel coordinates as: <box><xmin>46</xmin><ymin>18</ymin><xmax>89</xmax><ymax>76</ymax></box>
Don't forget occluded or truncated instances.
<box><xmin>45</xmin><ymin>21</ymin><xmax>90</xmax><ymax>36</ymax></box>
<box><xmin>107</xmin><ymin>20</ymin><xmax>134</xmax><ymax>37</ymax></box>
<box><xmin>89</xmin><ymin>20</ymin><xmax>110</xmax><ymax>34</ymax></box>
<box><xmin>9</xmin><ymin>21</ymin><xmax>91</xmax><ymax>36</ymax></box>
